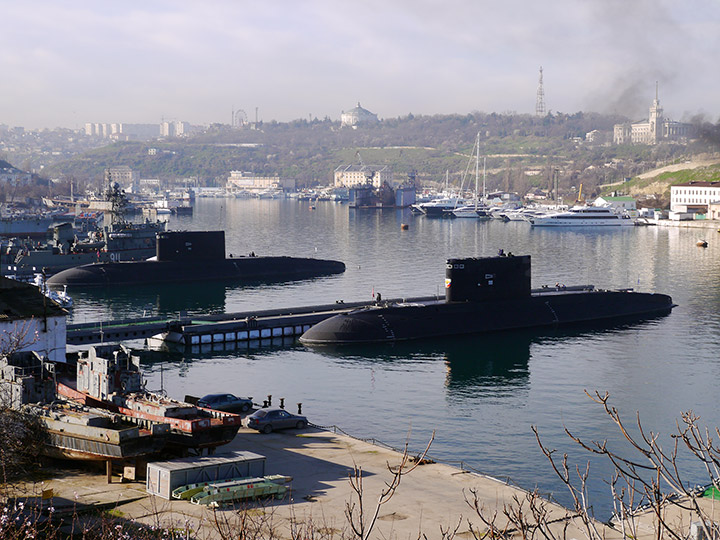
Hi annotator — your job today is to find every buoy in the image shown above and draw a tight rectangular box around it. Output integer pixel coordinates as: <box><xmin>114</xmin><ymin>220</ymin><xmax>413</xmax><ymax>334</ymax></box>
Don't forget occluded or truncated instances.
<box><xmin>400</xmin><ymin>223</ymin><xmax>409</xmax><ymax>230</ymax></box>
<box><xmin>697</xmin><ymin>239</ymin><xmax>708</xmax><ymax>247</ymax></box>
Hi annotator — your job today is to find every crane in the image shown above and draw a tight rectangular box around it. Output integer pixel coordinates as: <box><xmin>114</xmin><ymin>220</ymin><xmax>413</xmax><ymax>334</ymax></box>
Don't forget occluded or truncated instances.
<box><xmin>355</xmin><ymin>151</ymin><xmax>373</xmax><ymax>183</ymax></box>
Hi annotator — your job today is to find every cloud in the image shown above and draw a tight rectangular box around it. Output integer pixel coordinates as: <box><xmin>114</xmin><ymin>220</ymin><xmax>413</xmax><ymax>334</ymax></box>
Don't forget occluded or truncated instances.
<box><xmin>0</xmin><ymin>0</ymin><xmax>718</xmax><ymax>128</ymax></box>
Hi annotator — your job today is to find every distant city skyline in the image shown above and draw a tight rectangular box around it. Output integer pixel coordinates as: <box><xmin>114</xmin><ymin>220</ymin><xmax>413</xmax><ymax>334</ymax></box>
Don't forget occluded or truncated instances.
<box><xmin>1</xmin><ymin>1</ymin><xmax>719</xmax><ymax>130</ymax></box>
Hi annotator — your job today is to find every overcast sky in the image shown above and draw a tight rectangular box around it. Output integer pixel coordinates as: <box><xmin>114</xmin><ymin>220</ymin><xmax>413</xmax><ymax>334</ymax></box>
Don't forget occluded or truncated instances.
<box><xmin>2</xmin><ymin>0</ymin><xmax>719</xmax><ymax>130</ymax></box>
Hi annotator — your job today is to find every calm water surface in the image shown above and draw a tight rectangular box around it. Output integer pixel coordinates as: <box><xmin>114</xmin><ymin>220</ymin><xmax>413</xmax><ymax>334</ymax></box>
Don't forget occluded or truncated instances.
<box><xmin>68</xmin><ymin>198</ymin><xmax>720</xmax><ymax>517</ymax></box>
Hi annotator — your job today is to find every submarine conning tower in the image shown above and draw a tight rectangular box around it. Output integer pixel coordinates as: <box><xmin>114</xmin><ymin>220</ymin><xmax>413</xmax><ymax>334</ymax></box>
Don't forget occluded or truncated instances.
<box><xmin>156</xmin><ymin>230</ymin><xmax>225</xmax><ymax>262</ymax></box>
<box><xmin>445</xmin><ymin>255</ymin><xmax>531</xmax><ymax>302</ymax></box>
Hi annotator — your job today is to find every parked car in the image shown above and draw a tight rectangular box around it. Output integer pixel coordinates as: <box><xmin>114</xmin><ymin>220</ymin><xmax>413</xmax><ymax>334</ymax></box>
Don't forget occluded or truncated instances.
<box><xmin>245</xmin><ymin>408</ymin><xmax>308</xmax><ymax>434</ymax></box>
<box><xmin>196</xmin><ymin>393</ymin><xmax>254</xmax><ymax>413</ymax></box>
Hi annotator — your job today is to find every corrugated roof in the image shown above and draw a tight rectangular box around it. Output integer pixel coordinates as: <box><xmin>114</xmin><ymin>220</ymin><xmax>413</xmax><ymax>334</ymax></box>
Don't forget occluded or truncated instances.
<box><xmin>0</xmin><ymin>277</ymin><xmax>67</xmax><ymax>321</ymax></box>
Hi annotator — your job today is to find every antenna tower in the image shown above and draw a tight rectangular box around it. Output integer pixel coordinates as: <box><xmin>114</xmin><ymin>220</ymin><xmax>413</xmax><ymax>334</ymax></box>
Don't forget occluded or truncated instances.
<box><xmin>535</xmin><ymin>66</ymin><xmax>546</xmax><ymax>116</ymax></box>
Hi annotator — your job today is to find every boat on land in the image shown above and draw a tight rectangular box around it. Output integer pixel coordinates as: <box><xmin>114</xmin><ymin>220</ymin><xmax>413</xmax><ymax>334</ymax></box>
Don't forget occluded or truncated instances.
<box><xmin>47</xmin><ymin>230</ymin><xmax>345</xmax><ymax>287</ymax></box>
<box><xmin>56</xmin><ymin>345</ymin><xmax>244</xmax><ymax>452</ymax></box>
<box><xmin>299</xmin><ymin>255</ymin><xmax>675</xmax><ymax>344</ymax></box>
<box><xmin>23</xmin><ymin>401</ymin><xmax>170</xmax><ymax>461</ymax></box>
<box><xmin>172</xmin><ymin>474</ymin><xmax>292</xmax><ymax>506</ymax></box>
<box><xmin>0</xmin><ymin>351</ymin><xmax>168</xmax><ymax>461</ymax></box>
<box><xmin>529</xmin><ymin>205</ymin><xmax>635</xmax><ymax>226</ymax></box>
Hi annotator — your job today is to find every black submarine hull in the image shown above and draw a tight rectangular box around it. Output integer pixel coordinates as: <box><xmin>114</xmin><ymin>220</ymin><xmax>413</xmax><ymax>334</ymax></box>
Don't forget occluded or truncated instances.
<box><xmin>300</xmin><ymin>254</ymin><xmax>674</xmax><ymax>344</ymax></box>
<box><xmin>47</xmin><ymin>256</ymin><xmax>346</xmax><ymax>287</ymax></box>
<box><xmin>298</xmin><ymin>290</ymin><xmax>675</xmax><ymax>344</ymax></box>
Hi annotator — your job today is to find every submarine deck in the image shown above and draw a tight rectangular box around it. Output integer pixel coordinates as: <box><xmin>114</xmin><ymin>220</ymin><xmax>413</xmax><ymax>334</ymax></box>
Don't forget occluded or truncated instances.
<box><xmin>66</xmin><ymin>286</ymin><xmax>599</xmax><ymax>347</ymax></box>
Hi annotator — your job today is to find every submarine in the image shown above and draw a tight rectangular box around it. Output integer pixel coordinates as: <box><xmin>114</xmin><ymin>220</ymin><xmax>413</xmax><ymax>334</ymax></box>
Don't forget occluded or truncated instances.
<box><xmin>47</xmin><ymin>230</ymin><xmax>345</xmax><ymax>287</ymax></box>
<box><xmin>299</xmin><ymin>255</ymin><xmax>675</xmax><ymax>344</ymax></box>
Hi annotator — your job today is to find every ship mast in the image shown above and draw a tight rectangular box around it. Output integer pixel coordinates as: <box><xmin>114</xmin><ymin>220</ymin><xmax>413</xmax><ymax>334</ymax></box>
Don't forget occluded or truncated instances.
<box><xmin>474</xmin><ymin>132</ymin><xmax>480</xmax><ymax>209</ymax></box>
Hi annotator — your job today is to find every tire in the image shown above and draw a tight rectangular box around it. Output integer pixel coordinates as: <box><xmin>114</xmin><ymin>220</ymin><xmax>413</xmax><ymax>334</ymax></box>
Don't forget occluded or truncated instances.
<box><xmin>241</xmin><ymin>403</ymin><xmax>251</xmax><ymax>413</ymax></box>
<box><xmin>296</xmin><ymin>420</ymin><xmax>307</xmax><ymax>430</ymax></box>
<box><xmin>262</xmin><ymin>424</ymin><xmax>273</xmax><ymax>434</ymax></box>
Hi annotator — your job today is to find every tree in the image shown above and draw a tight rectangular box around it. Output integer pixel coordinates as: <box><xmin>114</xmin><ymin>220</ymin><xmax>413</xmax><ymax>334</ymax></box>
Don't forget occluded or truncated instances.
<box><xmin>465</xmin><ymin>391</ymin><xmax>720</xmax><ymax>540</ymax></box>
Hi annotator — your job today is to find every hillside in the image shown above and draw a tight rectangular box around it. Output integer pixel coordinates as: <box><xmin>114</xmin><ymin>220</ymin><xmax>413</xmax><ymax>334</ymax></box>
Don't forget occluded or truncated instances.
<box><xmin>600</xmin><ymin>156</ymin><xmax>720</xmax><ymax>201</ymax></box>
<box><xmin>40</xmin><ymin>112</ymin><xmax>719</xmax><ymax>199</ymax></box>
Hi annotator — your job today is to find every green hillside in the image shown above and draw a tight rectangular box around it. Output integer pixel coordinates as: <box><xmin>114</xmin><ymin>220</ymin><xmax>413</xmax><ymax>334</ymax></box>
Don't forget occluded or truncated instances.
<box><xmin>40</xmin><ymin>112</ymin><xmax>719</xmax><ymax>198</ymax></box>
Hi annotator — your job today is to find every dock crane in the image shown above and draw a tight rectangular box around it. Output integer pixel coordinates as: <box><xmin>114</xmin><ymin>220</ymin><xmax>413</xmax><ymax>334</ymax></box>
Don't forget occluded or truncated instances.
<box><xmin>355</xmin><ymin>151</ymin><xmax>374</xmax><ymax>183</ymax></box>
<box><xmin>576</xmin><ymin>183</ymin><xmax>585</xmax><ymax>204</ymax></box>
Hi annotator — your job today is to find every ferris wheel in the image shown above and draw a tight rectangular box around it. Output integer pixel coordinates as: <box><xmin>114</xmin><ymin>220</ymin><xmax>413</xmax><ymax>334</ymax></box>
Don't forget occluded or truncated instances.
<box><xmin>233</xmin><ymin>109</ymin><xmax>248</xmax><ymax>127</ymax></box>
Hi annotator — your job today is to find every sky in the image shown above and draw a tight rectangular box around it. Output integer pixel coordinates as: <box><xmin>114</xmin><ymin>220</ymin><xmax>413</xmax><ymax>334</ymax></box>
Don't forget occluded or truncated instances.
<box><xmin>1</xmin><ymin>0</ymin><xmax>719</xmax><ymax>130</ymax></box>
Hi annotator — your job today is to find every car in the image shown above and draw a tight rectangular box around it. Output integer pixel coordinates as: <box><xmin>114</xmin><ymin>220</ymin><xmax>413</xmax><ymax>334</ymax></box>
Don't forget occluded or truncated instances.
<box><xmin>196</xmin><ymin>393</ymin><xmax>254</xmax><ymax>413</ymax></box>
<box><xmin>245</xmin><ymin>407</ymin><xmax>308</xmax><ymax>434</ymax></box>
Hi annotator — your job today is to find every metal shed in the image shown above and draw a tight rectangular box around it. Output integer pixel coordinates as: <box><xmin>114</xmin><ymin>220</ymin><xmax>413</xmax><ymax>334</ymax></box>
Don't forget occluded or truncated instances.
<box><xmin>146</xmin><ymin>451</ymin><xmax>266</xmax><ymax>499</ymax></box>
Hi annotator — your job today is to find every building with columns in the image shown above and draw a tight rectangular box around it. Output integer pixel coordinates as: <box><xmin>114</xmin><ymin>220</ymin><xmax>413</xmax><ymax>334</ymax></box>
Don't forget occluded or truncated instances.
<box><xmin>613</xmin><ymin>86</ymin><xmax>693</xmax><ymax>145</ymax></box>
<box><xmin>341</xmin><ymin>103</ymin><xmax>379</xmax><ymax>128</ymax></box>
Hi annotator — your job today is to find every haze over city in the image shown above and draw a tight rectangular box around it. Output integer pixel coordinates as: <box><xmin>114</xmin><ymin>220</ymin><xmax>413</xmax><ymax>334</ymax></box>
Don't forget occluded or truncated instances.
<box><xmin>2</xmin><ymin>0</ymin><xmax>719</xmax><ymax>130</ymax></box>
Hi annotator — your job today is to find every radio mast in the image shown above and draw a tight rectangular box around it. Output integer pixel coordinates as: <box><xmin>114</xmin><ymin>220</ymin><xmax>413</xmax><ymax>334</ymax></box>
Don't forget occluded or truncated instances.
<box><xmin>535</xmin><ymin>66</ymin><xmax>546</xmax><ymax>117</ymax></box>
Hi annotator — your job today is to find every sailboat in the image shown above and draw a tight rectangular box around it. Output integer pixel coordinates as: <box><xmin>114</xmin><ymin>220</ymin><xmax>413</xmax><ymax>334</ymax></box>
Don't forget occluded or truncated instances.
<box><xmin>452</xmin><ymin>133</ymin><xmax>490</xmax><ymax>219</ymax></box>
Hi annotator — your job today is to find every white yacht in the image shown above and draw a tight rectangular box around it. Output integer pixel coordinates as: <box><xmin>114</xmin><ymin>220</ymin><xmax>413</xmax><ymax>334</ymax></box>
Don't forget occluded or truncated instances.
<box><xmin>418</xmin><ymin>196</ymin><xmax>467</xmax><ymax>217</ymax></box>
<box><xmin>529</xmin><ymin>206</ymin><xmax>635</xmax><ymax>227</ymax></box>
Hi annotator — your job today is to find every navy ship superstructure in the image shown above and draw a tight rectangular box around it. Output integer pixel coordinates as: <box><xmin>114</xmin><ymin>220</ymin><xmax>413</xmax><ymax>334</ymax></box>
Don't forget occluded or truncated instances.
<box><xmin>299</xmin><ymin>255</ymin><xmax>675</xmax><ymax>344</ymax></box>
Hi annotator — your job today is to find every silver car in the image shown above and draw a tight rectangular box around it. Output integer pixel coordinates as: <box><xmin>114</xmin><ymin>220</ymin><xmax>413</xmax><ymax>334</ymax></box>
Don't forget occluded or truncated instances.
<box><xmin>245</xmin><ymin>408</ymin><xmax>308</xmax><ymax>434</ymax></box>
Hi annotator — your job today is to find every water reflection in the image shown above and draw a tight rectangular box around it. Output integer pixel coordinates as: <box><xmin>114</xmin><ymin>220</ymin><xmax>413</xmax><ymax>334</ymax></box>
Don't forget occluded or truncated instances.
<box><xmin>68</xmin><ymin>274</ymin><xmax>344</xmax><ymax>322</ymax></box>
<box><xmin>69</xmin><ymin>281</ymin><xmax>227</xmax><ymax>319</ymax></box>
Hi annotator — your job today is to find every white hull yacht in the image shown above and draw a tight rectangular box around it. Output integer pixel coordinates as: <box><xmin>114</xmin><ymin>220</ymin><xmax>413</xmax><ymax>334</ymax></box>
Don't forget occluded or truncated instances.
<box><xmin>529</xmin><ymin>206</ymin><xmax>635</xmax><ymax>227</ymax></box>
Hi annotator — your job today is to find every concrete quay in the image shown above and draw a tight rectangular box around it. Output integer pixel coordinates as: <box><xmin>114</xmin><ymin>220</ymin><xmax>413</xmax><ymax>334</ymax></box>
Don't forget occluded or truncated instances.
<box><xmin>650</xmin><ymin>218</ymin><xmax>720</xmax><ymax>229</ymax></box>
<box><xmin>12</xmin><ymin>426</ymin><xmax>590</xmax><ymax>540</ymax></box>
<box><xmin>12</xmin><ymin>426</ymin><xmax>714</xmax><ymax>539</ymax></box>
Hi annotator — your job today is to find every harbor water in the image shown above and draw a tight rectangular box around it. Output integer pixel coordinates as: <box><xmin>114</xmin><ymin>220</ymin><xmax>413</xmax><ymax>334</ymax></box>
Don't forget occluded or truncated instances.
<box><xmin>68</xmin><ymin>198</ymin><xmax>720</xmax><ymax>518</ymax></box>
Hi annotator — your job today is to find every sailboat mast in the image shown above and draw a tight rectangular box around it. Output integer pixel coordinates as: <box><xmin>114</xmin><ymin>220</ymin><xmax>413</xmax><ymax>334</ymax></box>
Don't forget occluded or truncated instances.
<box><xmin>474</xmin><ymin>132</ymin><xmax>479</xmax><ymax>208</ymax></box>
<box><xmin>482</xmin><ymin>157</ymin><xmax>487</xmax><ymax>204</ymax></box>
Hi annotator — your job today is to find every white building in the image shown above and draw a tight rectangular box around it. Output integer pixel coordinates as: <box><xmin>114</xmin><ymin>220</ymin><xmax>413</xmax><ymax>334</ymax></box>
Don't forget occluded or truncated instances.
<box><xmin>341</xmin><ymin>102</ymin><xmax>379</xmax><ymax>128</ymax></box>
<box><xmin>594</xmin><ymin>195</ymin><xmax>637</xmax><ymax>211</ymax></box>
<box><xmin>226</xmin><ymin>171</ymin><xmax>295</xmax><ymax>192</ymax></box>
<box><xmin>334</xmin><ymin>165</ymin><xmax>393</xmax><ymax>188</ymax></box>
<box><xmin>613</xmin><ymin>86</ymin><xmax>693</xmax><ymax>145</ymax></box>
<box><xmin>160</xmin><ymin>121</ymin><xmax>191</xmax><ymax>137</ymax></box>
<box><xmin>0</xmin><ymin>278</ymin><xmax>67</xmax><ymax>364</ymax></box>
<box><xmin>0</xmin><ymin>161</ymin><xmax>31</xmax><ymax>184</ymax></box>
<box><xmin>670</xmin><ymin>182</ymin><xmax>720</xmax><ymax>215</ymax></box>
<box><xmin>106</xmin><ymin>166</ymin><xmax>136</xmax><ymax>192</ymax></box>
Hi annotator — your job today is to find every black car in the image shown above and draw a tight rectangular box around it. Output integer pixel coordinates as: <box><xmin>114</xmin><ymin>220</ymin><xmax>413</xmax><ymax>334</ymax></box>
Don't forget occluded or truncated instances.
<box><xmin>245</xmin><ymin>408</ymin><xmax>308</xmax><ymax>434</ymax></box>
<box><xmin>196</xmin><ymin>393</ymin><xmax>254</xmax><ymax>413</ymax></box>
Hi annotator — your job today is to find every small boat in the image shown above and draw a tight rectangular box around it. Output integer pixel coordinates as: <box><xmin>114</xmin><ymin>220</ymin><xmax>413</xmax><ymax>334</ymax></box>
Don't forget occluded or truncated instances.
<box><xmin>33</xmin><ymin>273</ymin><xmax>73</xmax><ymax>308</ymax></box>
<box><xmin>697</xmin><ymin>239</ymin><xmax>708</xmax><ymax>247</ymax></box>
<box><xmin>172</xmin><ymin>474</ymin><xmax>292</xmax><ymax>504</ymax></box>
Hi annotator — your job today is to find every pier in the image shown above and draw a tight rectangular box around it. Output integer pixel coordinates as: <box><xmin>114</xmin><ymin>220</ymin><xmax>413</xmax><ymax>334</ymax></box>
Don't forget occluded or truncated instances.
<box><xmin>66</xmin><ymin>296</ymin><xmax>440</xmax><ymax>347</ymax></box>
